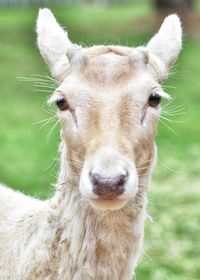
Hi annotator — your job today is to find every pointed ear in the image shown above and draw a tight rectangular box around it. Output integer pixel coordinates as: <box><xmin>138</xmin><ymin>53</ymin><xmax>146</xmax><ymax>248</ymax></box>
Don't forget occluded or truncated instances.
<box><xmin>147</xmin><ymin>14</ymin><xmax>182</xmax><ymax>70</ymax></box>
<box><xmin>36</xmin><ymin>8</ymin><xmax>72</xmax><ymax>81</ymax></box>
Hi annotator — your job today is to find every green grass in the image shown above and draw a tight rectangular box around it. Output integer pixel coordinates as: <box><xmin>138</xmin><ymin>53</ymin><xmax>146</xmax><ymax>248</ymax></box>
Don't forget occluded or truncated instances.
<box><xmin>0</xmin><ymin>4</ymin><xmax>199</xmax><ymax>280</ymax></box>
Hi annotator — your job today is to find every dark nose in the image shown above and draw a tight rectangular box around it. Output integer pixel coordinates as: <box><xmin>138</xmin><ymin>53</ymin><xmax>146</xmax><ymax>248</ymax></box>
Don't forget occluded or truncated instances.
<box><xmin>89</xmin><ymin>172</ymin><xmax>128</xmax><ymax>200</ymax></box>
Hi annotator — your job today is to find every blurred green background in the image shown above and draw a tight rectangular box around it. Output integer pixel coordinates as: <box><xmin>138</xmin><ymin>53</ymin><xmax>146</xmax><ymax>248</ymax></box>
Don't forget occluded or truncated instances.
<box><xmin>0</xmin><ymin>0</ymin><xmax>199</xmax><ymax>279</ymax></box>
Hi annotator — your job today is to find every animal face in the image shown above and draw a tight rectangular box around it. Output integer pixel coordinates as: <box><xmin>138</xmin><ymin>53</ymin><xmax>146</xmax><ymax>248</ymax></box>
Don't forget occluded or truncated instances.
<box><xmin>37</xmin><ymin>9</ymin><xmax>182</xmax><ymax>210</ymax></box>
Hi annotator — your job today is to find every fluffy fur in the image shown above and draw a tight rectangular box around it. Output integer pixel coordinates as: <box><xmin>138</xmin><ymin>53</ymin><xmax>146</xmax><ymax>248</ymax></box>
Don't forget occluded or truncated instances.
<box><xmin>0</xmin><ymin>9</ymin><xmax>182</xmax><ymax>280</ymax></box>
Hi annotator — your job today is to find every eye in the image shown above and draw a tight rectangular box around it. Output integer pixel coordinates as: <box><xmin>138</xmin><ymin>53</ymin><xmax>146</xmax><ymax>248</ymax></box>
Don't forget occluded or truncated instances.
<box><xmin>148</xmin><ymin>93</ymin><xmax>161</xmax><ymax>107</ymax></box>
<box><xmin>55</xmin><ymin>98</ymin><xmax>69</xmax><ymax>111</ymax></box>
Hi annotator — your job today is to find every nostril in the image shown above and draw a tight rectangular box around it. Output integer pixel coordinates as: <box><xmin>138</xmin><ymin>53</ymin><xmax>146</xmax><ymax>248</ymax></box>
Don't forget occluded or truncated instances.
<box><xmin>89</xmin><ymin>171</ymin><xmax>128</xmax><ymax>199</ymax></box>
<box><xmin>89</xmin><ymin>172</ymin><xmax>102</xmax><ymax>186</ymax></box>
<box><xmin>117</xmin><ymin>173</ymin><xmax>128</xmax><ymax>186</ymax></box>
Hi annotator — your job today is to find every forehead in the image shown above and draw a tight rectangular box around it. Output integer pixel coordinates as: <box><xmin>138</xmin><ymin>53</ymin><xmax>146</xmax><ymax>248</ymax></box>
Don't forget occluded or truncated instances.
<box><xmin>53</xmin><ymin>46</ymin><xmax>157</xmax><ymax>102</ymax></box>
<box><xmin>81</xmin><ymin>46</ymin><xmax>135</xmax><ymax>86</ymax></box>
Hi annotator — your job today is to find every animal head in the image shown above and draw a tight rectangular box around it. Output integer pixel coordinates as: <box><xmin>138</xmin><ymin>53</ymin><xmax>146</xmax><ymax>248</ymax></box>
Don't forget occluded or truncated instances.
<box><xmin>36</xmin><ymin>9</ymin><xmax>182</xmax><ymax>211</ymax></box>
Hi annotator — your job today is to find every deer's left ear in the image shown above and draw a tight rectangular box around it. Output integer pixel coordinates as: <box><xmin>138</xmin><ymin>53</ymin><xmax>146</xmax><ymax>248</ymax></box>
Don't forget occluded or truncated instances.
<box><xmin>36</xmin><ymin>8</ymin><xmax>72</xmax><ymax>81</ymax></box>
<box><xmin>147</xmin><ymin>14</ymin><xmax>182</xmax><ymax>71</ymax></box>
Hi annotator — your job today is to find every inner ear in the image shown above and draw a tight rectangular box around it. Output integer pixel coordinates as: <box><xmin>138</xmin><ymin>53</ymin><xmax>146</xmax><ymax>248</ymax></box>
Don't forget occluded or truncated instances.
<box><xmin>52</xmin><ymin>55</ymin><xmax>70</xmax><ymax>82</ymax></box>
<box><xmin>36</xmin><ymin>8</ymin><xmax>72</xmax><ymax>82</ymax></box>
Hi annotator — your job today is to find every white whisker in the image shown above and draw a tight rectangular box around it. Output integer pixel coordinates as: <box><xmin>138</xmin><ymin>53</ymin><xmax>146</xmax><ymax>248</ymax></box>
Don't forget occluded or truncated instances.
<box><xmin>158</xmin><ymin>158</ymin><xmax>184</xmax><ymax>174</ymax></box>
<box><xmin>46</xmin><ymin>120</ymin><xmax>59</xmax><ymax>143</ymax></box>
<box><xmin>159</xmin><ymin>119</ymin><xmax>178</xmax><ymax>135</ymax></box>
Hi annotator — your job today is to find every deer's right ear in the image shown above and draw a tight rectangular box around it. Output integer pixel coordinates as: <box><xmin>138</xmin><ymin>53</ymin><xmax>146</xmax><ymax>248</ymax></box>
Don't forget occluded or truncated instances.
<box><xmin>36</xmin><ymin>8</ymin><xmax>72</xmax><ymax>82</ymax></box>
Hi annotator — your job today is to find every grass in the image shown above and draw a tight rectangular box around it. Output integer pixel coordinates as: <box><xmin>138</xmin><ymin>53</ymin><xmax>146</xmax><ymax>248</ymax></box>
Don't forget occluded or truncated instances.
<box><xmin>0</xmin><ymin>3</ymin><xmax>199</xmax><ymax>280</ymax></box>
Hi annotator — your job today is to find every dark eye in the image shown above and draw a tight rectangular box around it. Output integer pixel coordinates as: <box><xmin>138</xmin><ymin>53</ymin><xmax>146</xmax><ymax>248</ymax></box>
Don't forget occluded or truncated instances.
<box><xmin>148</xmin><ymin>93</ymin><xmax>161</xmax><ymax>107</ymax></box>
<box><xmin>55</xmin><ymin>98</ymin><xmax>69</xmax><ymax>111</ymax></box>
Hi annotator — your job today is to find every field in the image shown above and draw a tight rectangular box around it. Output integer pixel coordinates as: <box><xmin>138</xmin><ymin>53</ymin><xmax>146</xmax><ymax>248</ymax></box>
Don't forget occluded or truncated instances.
<box><xmin>0</xmin><ymin>3</ymin><xmax>199</xmax><ymax>280</ymax></box>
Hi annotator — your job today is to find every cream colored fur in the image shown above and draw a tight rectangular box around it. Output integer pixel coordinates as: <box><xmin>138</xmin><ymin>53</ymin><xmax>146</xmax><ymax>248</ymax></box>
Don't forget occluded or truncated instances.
<box><xmin>0</xmin><ymin>9</ymin><xmax>182</xmax><ymax>280</ymax></box>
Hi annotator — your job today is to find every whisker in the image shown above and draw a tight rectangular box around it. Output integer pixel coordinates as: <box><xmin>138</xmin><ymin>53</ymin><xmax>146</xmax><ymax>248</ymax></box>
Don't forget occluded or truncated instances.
<box><xmin>33</xmin><ymin>74</ymin><xmax>59</xmax><ymax>84</ymax></box>
<box><xmin>46</xmin><ymin>120</ymin><xmax>59</xmax><ymax>143</ymax></box>
<box><xmin>42</xmin><ymin>105</ymin><xmax>56</xmax><ymax>115</ymax></box>
<box><xmin>163</xmin><ymin>103</ymin><xmax>185</xmax><ymax>109</ymax></box>
<box><xmin>159</xmin><ymin>119</ymin><xmax>178</xmax><ymax>135</ymax></box>
<box><xmin>135</xmin><ymin>159</ymin><xmax>154</xmax><ymax>168</ymax></box>
<box><xmin>33</xmin><ymin>115</ymin><xmax>56</xmax><ymax>125</ymax></box>
<box><xmin>33</xmin><ymin>89</ymin><xmax>54</xmax><ymax>93</ymax></box>
<box><xmin>44</xmin><ymin>155</ymin><xmax>59</xmax><ymax>173</ymax></box>
<box><xmin>162</xmin><ymin>97</ymin><xmax>176</xmax><ymax>108</ymax></box>
<box><xmin>161</xmin><ymin>111</ymin><xmax>185</xmax><ymax>117</ymax></box>
<box><xmin>160</xmin><ymin>115</ymin><xmax>182</xmax><ymax>124</ymax></box>
<box><xmin>34</xmin><ymin>84</ymin><xmax>56</xmax><ymax>89</ymax></box>
<box><xmin>143</xmin><ymin>251</ymin><xmax>154</xmax><ymax>263</ymax></box>
<box><xmin>162</xmin><ymin>85</ymin><xmax>176</xmax><ymax>89</ymax></box>
<box><xmin>18</xmin><ymin>76</ymin><xmax>55</xmax><ymax>84</ymax></box>
<box><xmin>65</xmin><ymin>158</ymin><xmax>84</xmax><ymax>168</ymax></box>
<box><xmin>40</xmin><ymin>118</ymin><xmax>57</xmax><ymax>130</ymax></box>
<box><xmin>162</xmin><ymin>106</ymin><xmax>185</xmax><ymax>115</ymax></box>
<box><xmin>17</xmin><ymin>74</ymin><xmax>58</xmax><ymax>94</ymax></box>
<box><xmin>158</xmin><ymin>158</ymin><xmax>184</xmax><ymax>174</ymax></box>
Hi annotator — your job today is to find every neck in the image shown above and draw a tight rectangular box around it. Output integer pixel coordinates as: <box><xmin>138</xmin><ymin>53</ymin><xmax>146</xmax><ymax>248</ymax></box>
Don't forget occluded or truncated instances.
<box><xmin>46</xmin><ymin>149</ymin><xmax>148</xmax><ymax>280</ymax></box>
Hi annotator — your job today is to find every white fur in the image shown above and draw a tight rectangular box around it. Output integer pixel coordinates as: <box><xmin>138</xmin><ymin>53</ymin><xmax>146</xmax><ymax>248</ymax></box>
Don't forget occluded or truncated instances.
<box><xmin>147</xmin><ymin>14</ymin><xmax>182</xmax><ymax>69</ymax></box>
<box><xmin>37</xmin><ymin>9</ymin><xmax>71</xmax><ymax>80</ymax></box>
<box><xmin>0</xmin><ymin>9</ymin><xmax>182</xmax><ymax>280</ymax></box>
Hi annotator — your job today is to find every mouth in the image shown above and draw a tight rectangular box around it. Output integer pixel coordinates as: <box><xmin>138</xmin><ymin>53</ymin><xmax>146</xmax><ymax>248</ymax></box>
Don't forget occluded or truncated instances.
<box><xmin>89</xmin><ymin>196</ymin><xmax>128</xmax><ymax>211</ymax></box>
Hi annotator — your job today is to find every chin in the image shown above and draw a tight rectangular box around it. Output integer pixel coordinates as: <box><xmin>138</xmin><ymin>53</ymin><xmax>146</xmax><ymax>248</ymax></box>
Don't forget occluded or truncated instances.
<box><xmin>88</xmin><ymin>197</ymin><xmax>129</xmax><ymax>211</ymax></box>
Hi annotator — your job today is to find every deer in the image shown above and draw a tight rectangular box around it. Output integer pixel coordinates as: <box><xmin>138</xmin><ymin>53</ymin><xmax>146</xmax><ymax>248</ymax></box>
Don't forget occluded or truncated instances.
<box><xmin>0</xmin><ymin>8</ymin><xmax>182</xmax><ymax>280</ymax></box>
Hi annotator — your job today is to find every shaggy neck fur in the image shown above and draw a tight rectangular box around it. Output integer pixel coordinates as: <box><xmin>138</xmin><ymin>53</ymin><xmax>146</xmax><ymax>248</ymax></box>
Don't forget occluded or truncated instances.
<box><xmin>31</xmin><ymin>139</ymin><xmax>148</xmax><ymax>280</ymax></box>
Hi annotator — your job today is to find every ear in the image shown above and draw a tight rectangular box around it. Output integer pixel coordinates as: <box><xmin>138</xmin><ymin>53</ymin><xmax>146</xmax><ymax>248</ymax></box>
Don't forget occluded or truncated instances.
<box><xmin>36</xmin><ymin>8</ymin><xmax>72</xmax><ymax>81</ymax></box>
<box><xmin>147</xmin><ymin>14</ymin><xmax>182</xmax><ymax>70</ymax></box>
